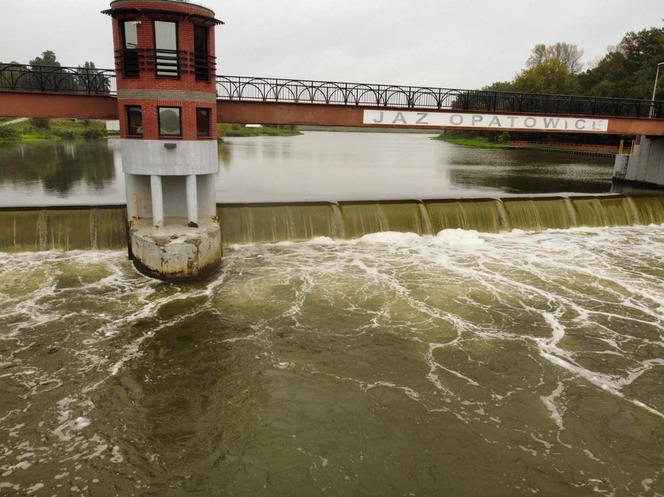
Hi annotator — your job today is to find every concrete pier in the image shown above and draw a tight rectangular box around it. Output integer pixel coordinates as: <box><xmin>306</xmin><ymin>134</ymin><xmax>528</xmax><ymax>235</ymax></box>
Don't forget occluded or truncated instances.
<box><xmin>613</xmin><ymin>136</ymin><xmax>664</xmax><ymax>187</ymax></box>
<box><xmin>130</xmin><ymin>220</ymin><xmax>221</xmax><ymax>281</ymax></box>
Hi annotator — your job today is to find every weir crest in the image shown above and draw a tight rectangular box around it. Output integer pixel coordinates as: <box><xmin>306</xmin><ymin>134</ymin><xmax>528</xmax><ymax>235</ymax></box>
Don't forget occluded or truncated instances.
<box><xmin>1</xmin><ymin>194</ymin><xmax>664</xmax><ymax>252</ymax></box>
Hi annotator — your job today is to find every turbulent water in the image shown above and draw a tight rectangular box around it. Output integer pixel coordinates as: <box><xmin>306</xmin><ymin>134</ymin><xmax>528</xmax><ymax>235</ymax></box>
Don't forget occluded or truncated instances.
<box><xmin>1</xmin><ymin>226</ymin><xmax>663</xmax><ymax>496</ymax></box>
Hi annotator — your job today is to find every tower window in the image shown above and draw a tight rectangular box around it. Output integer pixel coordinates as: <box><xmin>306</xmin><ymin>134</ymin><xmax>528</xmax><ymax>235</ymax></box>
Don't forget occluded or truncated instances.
<box><xmin>126</xmin><ymin>106</ymin><xmax>143</xmax><ymax>136</ymax></box>
<box><xmin>122</xmin><ymin>21</ymin><xmax>140</xmax><ymax>78</ymax></box>
<box><xmin>154</xmin><ymin>20</ymin><xmax>179</xmax><ymax>77</ymax></box>
<box><xmin>194</xmin><ymin>25</ymin><xmax>209</xmax><ymax>81</ymax></box>
<box><xmin>196</xmin><ymin>108</ymin><xmax>211</xmax><ymax>137</ymax></box>
<box><xmin>158</xmin><ymin>107</ymin><xmax>182</xmax><ymax>136</ymax></box>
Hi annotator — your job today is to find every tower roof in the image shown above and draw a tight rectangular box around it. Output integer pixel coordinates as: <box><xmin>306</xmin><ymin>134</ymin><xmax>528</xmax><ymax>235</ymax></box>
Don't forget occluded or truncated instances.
<box><xmin>103</xmin><ymin>0</ymin><xmax>224</xmax><ymax>26</ymax></box>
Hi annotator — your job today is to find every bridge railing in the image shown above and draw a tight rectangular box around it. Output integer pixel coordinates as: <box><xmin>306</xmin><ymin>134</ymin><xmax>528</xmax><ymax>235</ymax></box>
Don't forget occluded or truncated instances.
<box><xmin>216</xmin><ymin>75</ymin><xmax>664</xmax><ymax>119</ymax></box>
<box><xmin>1</xmin><ymin>64</ymin><xmax>663</xmax><ymax>119</ymax></box>
<box><xmin>0</xmin><ymin>63</ymin><xmax>116</xmax><ymax>96</ymax></box>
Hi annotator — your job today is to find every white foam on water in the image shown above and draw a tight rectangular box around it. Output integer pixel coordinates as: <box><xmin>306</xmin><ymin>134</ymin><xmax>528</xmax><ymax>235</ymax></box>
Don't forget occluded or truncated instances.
<box><xmin>25</xmin><ymin>482</ymin><xmax>44</xmax><ymax>494</ymax></box>
<box><xmin>432</xmin><ymin>228</ymin><xmax>486</xmax><ymax>248</ymax></box>
<box><xmin>110</xmin><ymin>445</ymin><xmax>124</xmax><ymax>463</ymax></box>
<box><xmin>540</xmin><ymin>382</ymin><xmax>567</xmax><ymax>433</ymax></box>
<box><xmin>73</xmin><ymin>417</ymin><xmax>91</xmax><ymax>430</ymax></box>
<box><xmin>357</xmin><ymin>231</ymin><xmax>422</xmax><ymax>245</ymax></box>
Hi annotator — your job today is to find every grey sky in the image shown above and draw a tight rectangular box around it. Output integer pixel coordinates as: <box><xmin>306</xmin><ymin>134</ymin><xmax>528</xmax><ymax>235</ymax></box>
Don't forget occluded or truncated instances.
<box><xmin>0</xmin><ymin>0</ymin><xmax>660</xmax><ymax>88</ymax></box>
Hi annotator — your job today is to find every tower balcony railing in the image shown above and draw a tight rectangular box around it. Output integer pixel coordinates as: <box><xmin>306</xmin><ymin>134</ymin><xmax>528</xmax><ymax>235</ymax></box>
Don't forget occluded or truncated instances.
<box><xmin>115</xmin><ymin>49</ymin><xmax>216</xmax><ymax>81</ymax></box>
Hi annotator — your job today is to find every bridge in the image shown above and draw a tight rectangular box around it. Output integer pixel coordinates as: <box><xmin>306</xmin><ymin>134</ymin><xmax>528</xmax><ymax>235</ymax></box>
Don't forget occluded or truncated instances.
<box><xmin>1</xmin><ymin>63</ymin><xmax>664</xmax><ymax>136</ymax></box>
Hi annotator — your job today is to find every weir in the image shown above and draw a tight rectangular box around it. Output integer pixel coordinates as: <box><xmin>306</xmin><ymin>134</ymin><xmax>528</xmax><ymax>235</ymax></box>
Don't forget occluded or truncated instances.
<box><xmin>1</xmin><ymin>194</ymin><xmax>664</xmax><ymax>253</ymax></box>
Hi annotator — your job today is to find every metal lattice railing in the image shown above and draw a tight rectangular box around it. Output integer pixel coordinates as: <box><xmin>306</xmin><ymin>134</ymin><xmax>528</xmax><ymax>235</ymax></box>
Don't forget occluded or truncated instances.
<box><xmin>215</xmin><ymin>75</ymin><xmax>664</xmax><ymax>119</ymax></box>
<box><xmin>1</xmin><ymin>63</ymin><xmax>663</xmax><ymax>119</ymax></box>
<box><xmin>0</xmin><ymin>64</ymin><xmax>117</xmax><ymax>96</ymax></box>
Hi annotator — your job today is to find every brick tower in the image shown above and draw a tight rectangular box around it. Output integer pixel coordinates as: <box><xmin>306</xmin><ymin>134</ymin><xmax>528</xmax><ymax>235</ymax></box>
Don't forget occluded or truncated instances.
<box><xmin>103</xmin><ymin>0</ymin><xmax>223</xmax><ymax>280</ymax></box>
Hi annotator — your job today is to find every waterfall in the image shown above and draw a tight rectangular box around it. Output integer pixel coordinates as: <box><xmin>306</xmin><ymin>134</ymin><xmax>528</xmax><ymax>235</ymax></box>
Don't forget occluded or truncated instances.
<box><xmin>1</xmin><ymin>195</ymin><xmax>663</xmax><ymax>252</ymax></box>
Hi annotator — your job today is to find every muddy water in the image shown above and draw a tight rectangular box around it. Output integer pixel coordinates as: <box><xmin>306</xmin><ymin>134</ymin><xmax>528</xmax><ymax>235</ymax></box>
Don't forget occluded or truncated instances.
<box><xmin>1</xmin><ymin>226</ymin><xmax>663</xmax><ymax>496</ymax></box>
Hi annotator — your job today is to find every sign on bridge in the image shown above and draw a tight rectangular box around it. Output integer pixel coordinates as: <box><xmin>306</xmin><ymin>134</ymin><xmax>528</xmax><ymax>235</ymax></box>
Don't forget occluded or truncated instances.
<box><xmin>363</xmin><ymin>110</ymin><xmax>609</xmax><ymax>133</ymax></box>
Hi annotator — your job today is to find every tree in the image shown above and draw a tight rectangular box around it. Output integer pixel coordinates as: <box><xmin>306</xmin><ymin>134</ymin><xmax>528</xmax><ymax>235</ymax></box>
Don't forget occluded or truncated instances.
<box><xmin>28</xmin><ymin>51</ymin><xmax>66</xmax><ymax>92</ymax></box>
<box><xmin>76</xmin><ymin>61</ymin><xmax>111</xmax><ymax>95</ymax></box>
<box><xmin>514</xmin><ymin>59</ymin><xmax>579</xmax><ymax>95</ymax></box>
<box><xmin>577</xmin><ymin>27</ymin><xmax>664</xmax><ymax>99</ymax></box>
<box><xmin>526</xmin><ymin>43</ymin><xmax>584</xmax><ymax>74</ymax></box>
<box><xmin>482</xmin><ymin>81</ymin><xmax>515</xmax><ymax>92</ymax></box>
<box><xmin>29</xmin><ymin>50</ymin><xmax>61</xmax><ymax>68</ymax></box>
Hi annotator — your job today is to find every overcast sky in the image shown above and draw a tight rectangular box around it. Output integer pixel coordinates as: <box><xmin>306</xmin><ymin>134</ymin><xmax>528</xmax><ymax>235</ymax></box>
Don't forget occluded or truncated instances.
<box><xmin>0</xmin><ymin>0</ymin><xmax>660</xmax><ymax>88</ymax></box>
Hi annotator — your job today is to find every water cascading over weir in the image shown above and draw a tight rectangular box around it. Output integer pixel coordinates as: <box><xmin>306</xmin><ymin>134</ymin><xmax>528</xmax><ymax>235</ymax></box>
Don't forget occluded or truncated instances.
<box><xmin>2</xmin><ymin>195</ymin><xmax>664</xmax><ymax>252</ymax></box>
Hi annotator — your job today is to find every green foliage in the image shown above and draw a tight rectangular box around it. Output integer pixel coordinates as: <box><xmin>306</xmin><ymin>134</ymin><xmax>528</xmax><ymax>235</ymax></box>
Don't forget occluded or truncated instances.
<box><xmin>82</xmin><ymin>128</ymin><xmax>105</xmax><ymax>140</ymax></box>
<box><xmin>29</xmin><ymin>50</ymin><xmax>60</xmax><ymax>68</ymax></box>
<box><xmin>0</xmin><ymin>126</ymin><xmax>19</xmax><ymax>139</ymax></box>
<box><xmin>514</xmin><ymin>59</ymin><xmax>579</xmax><ymax>95</ymax></box>
<box><xmin>56</xmin><ymin>130</ymin><xmax>76</xmax><ymax>140</ymax></box>
<box><xmin>577</xmin><ymin>27</ymin><xmax>664</xmax><ymax>99</ymax></box>
<box><xmin>526</xmin><ymin>43</ymin><xmax>584</xmax><ymax>74</ymax></box>
<box><xmin>30</xmin><ymin>118</ymin><xmax>50</xmax><ymax>129</ymax></box>
<box><xmin>482</xmin><ymin>81</ymin><xmax>515</xmax><ymax>92</ymax></box>
<box><xmin>217</xmin><ymin>124</ymin><xmax>302</xmax><ymax>138</ymax></box>
<box><xmin>0</xmin><ymin>119</ymin><xmax>107</xmax><ymax>142</ymax></box>
<box><xmin>479</xmin><ymin>26</ymin><xmax>663</xmax><ymax>101</ymax></box>
<box><xmin>434</xmin><ymin>132</ymin><xmax>508</xmax><ymax>149</ymax></box>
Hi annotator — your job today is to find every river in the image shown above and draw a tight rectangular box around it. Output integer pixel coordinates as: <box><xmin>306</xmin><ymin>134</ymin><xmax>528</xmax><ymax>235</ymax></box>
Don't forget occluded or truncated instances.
<box><xmin>0</xmin><ymin>132</ymin><xmax>614</xmax><ymax>207</ymax></box>
<box><xmin>0</xmin><ymin>133</ymin><xmax>663</xmax><ymax>496</ymax></box>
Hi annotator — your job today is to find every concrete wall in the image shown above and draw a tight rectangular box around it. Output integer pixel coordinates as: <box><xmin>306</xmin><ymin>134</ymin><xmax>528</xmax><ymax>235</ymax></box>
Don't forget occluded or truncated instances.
<box><xmin>120</xmin><ymin>139</ymin><xmax>218</xmax><ymax>176</ymax></box>
<box><xmin>617</xmin><ymin>136</ymin><xmax>664</xmax><ymax>186</ymax></box>
<box><xmin>197</xmin><ymin>174</ymin><xmax>217</xmax><ymax>219</ymax></box>
<box><xmin>162</xmin><ymin>176</ymin><xmax>188</xmax><ymax>219</ymax></box>
<box><xmin>125</xmin><ymin>174</ymin><xmax>153</xmax><ymax>220</ymax></box>
<box><xmin>124</xmin><ymin>173</ymin><xmax>217</xmax><ymax>222</ymax></box>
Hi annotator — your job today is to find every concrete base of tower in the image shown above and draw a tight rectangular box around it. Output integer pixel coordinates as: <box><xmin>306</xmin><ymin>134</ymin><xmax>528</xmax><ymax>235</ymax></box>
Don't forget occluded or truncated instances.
<box><xmin>129</xmin><ymin>219</ymin><xmax>222</xmax><ymax>282</ymax></box>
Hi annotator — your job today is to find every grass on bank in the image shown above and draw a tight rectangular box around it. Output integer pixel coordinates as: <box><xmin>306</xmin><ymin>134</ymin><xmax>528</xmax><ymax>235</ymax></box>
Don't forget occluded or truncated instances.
<box><xmin>218</xmin><ymin>123</ymin><xmax>302</xmax><ymax>139</ymax></box>
<box><xmin>433</xmin><ymin>132</ymin><xmax>508</xmax><ymax>149</ymax></box>
<box><xmin>0</xmin><ymin>118</ymin><xmax>107</xmax><ymax>142</ymax></box>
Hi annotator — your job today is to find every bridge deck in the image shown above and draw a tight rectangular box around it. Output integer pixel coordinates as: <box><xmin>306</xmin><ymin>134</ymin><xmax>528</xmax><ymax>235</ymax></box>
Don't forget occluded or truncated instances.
<box><xmin>1</xmin><ymin>64</ymin><xmax>664</xmax><ymax>135</ymax></box>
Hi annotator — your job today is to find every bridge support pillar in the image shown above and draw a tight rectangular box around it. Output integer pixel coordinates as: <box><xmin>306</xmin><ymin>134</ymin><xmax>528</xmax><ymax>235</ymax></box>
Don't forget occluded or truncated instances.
<box><xmin>186</xmin><ymin>174</ymin><xmax>198</xmax><ymax>227</ymax></box>
<box><xmin>150</xmin><ymin>175</ymin><xmax>164</xmax><ymax>229</ymax></box>
<box><xmin>613</xmin><ymin>136</ymin><xmax>664</xmax><ymax>187</ymax></box>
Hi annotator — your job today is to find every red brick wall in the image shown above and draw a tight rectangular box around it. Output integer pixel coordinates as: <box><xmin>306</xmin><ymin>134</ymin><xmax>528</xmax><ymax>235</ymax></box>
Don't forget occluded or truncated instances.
<box><xmin>119</xmin><ymin>99</ymin><xmax>216</xmax><ymax>140</ymax></box>
<box><xmin>109</xmin><ymin>0</ymin><xmax>219</xmax><ymax>139</ymax></box>
<box><xmin>113</xmin><ymin>16</ymin><xmax>217</xmax><ymax>93</ymax></box>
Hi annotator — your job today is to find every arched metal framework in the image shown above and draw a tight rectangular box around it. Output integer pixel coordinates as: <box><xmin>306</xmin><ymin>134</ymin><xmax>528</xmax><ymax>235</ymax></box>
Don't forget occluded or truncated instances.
<box><xmin>216</xmin><ymin>75</ymin><xmax>664</xmax><ymax>119</ymax></box>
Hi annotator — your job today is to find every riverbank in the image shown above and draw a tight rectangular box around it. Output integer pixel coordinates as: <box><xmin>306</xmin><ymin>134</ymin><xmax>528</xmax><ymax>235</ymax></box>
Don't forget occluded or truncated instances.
<box><xmin>218</xmin><ymin>124</ymin><xmax>302</xmax><ymax>139</ymax></box>
<box><xmin>299</xmin><ymin>125</ymin><xmax>435</xmax><ymax>134</ymax></box>
<box><xmin>433</xmin><ymin>133</ymin><xmax>508</xmax><ymax>149</ymax></box>
<box><xmin>434</xmin><ymin>132</ymin><xmax>619</xmax><ymax>157</ymax></box>
<box><xmin>0</xmin><ymin>118</ymin><xmax>106</xmax><ymax>142</ymax></box>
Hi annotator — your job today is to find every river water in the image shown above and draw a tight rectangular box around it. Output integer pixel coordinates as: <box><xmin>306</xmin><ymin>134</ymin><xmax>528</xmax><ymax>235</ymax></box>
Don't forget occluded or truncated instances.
<box><xmin>1</xmin><ymin>133</ymin><xmax>663</xmax><ymax>496</ymax></box>
<box><xmin>0</xmin><ymin>132</ymin><xmax>615</xmax><ymax>207</ymax></box>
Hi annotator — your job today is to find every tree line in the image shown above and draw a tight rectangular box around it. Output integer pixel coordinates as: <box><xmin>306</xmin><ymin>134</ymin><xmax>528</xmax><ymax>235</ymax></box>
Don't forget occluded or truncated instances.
<box><xmin>444</xmin><ymin>25</ymin><xmax>664</xmax><ymax>145</ymax></box>
<box><xmin>484</xmin><ymin>26</ymin><xmax>664</xmax><ymax>100</ymax></box>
